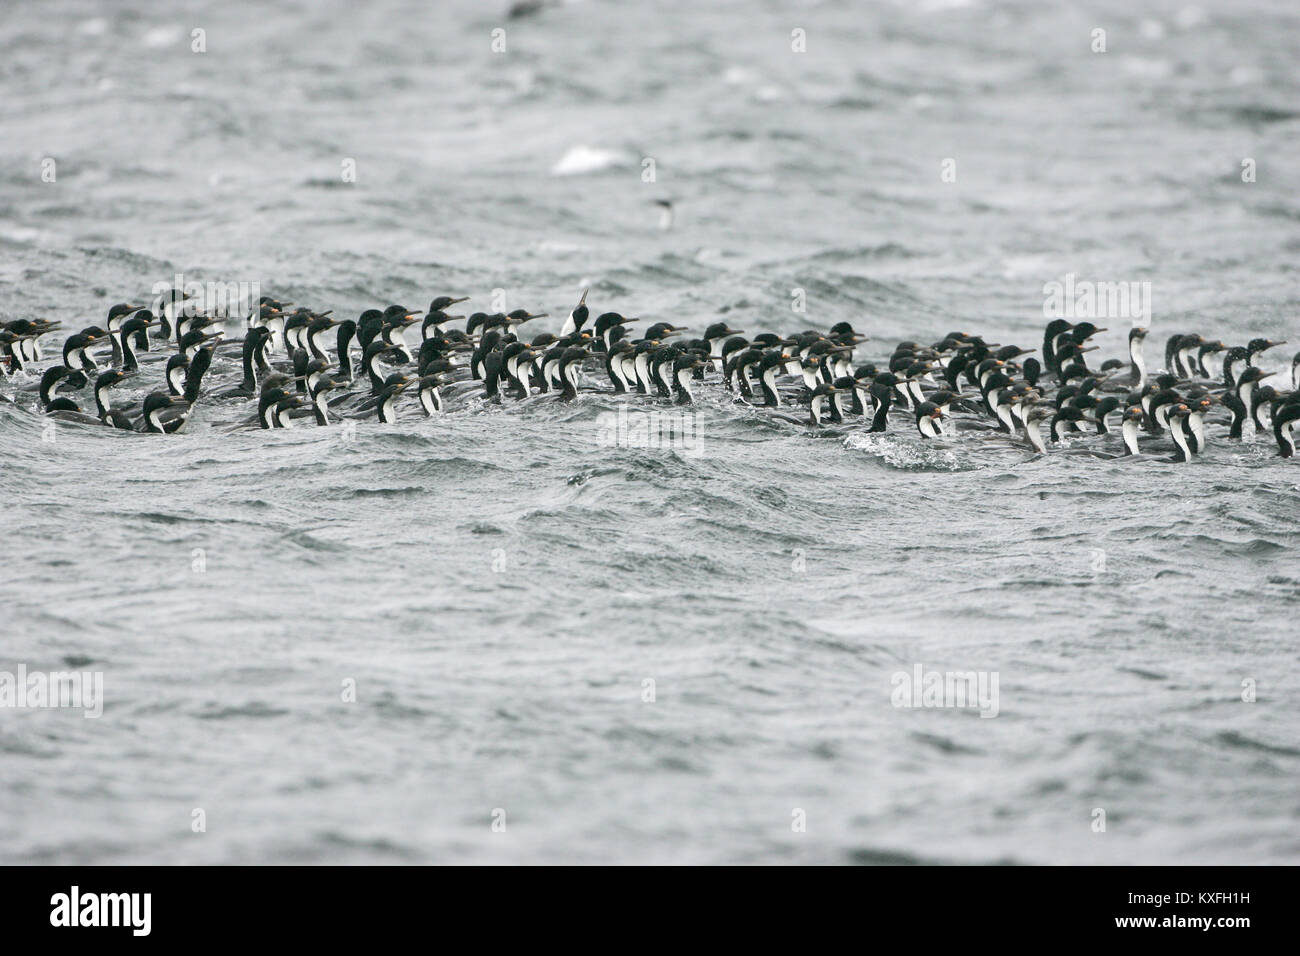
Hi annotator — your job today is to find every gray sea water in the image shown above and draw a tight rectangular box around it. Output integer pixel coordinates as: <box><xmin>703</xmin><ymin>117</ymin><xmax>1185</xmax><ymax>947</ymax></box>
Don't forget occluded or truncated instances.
<box><xmin>2</xmin><ymin>0</ymin><xmax>1300</xmax><ymax>864</ymax></box>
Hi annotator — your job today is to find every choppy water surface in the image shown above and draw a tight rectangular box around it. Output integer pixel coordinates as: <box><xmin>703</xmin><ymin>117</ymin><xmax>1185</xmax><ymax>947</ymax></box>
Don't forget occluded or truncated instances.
<box><xmin>2</xmin><ymin>0</ymin><xmax>1299</xmax><ymax>864</ymax></box>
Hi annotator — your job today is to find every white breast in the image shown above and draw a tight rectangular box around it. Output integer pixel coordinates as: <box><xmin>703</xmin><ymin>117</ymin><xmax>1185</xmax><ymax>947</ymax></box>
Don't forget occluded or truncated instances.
<box><xmin>1122</xmin><ymin>420</ymin><xmax>1140</xmax><ymax>455</ymax></box>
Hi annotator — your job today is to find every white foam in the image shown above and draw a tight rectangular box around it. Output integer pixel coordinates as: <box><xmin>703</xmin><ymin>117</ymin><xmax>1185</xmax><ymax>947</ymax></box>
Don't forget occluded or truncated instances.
<box><xmin>142</xmin><ymin>25</ymin><xmax>183</xmax><ymax>48</ymax></box>
<box><xmin>550</xmin><ymin>145</ymin><xmax>626</xmax><ymax>176</ymax></box>
<box><xmin>722</xmin><ymin>66</ymin><xmax>756</xmax><ymax>86</ymax></box>
<box><xmin>844</xmin><ymin>432</ymin><xmax>966</xmax><ymax>471</ymax></box>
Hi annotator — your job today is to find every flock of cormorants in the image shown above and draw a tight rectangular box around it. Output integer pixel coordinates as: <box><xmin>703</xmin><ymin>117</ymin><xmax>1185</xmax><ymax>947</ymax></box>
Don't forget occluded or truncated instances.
<box><xmin>2</xmin><ymin>288</ymin><xmax>1298</xmax><ymax>459</ymax></box>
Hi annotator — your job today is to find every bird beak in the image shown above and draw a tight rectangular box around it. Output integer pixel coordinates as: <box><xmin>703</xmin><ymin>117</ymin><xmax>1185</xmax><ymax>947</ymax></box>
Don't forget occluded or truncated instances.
<box><xmin>578</xmin><ymin>289</ymin><xmax>588</xmax><ymax>307</ymax></box>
